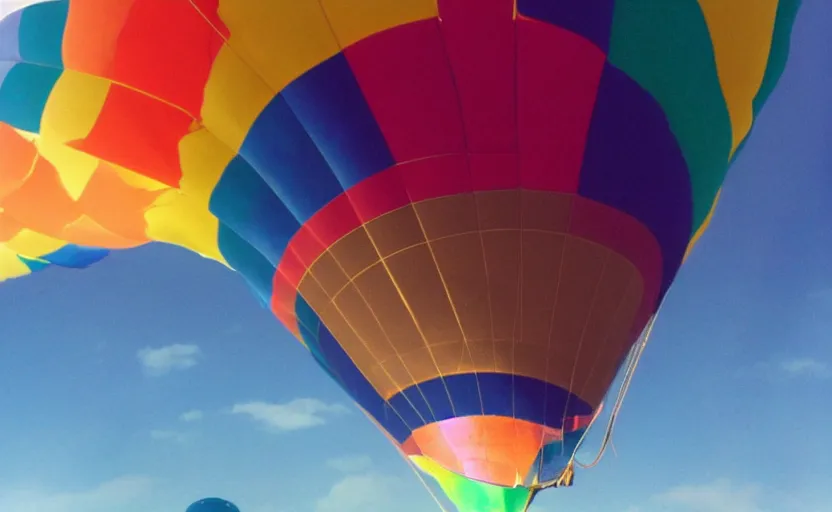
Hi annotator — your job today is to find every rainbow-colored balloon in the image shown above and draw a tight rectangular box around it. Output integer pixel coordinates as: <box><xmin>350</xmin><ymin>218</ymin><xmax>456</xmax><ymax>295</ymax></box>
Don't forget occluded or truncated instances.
<box><xmin>0</xmin><ymin>1</ymin><xmax>801</xmax><ymax>510</ymax></box>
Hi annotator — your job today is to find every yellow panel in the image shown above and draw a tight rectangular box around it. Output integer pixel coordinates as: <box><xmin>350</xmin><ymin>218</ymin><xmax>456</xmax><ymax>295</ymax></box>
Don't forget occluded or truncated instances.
<box><xmin>684</xmin><ymin>189</ymin><xmax>721</xmax><ymax>262</ymax></box>
<box><xmin>216</xmin><ymin>0</ymin><xmax>340</xmax><ymax>93</ymax></box>
<box><xmin>0</xmin><ymin>246</ymin><xmax>33</xmax><ymax>281</ymax></box>
<box><xmin>144</xmin><ymin>190</ymin><xmax>227</xmax><ymax>265</ymax></box>
<box><xmin>697</xmin><ymin>0</ymin><xmax>779</xmax><ymax>154</ymax></box>
<box><xmin>321</xmin><ymin>0</ymin><xmax>438</xmax><ymax>48</ymax></box>
<box><xmin>201</xmin><ymin>45</ymin><xmax>274</xmax><ymax>151</ymax></box>
<box><xmin>5</xmin><ymin>229</ymin><xmax>67</xmax><ymax>257</ymax></box>
<box><xmin>12</xmin><ymin>128</ymin><xmax>37</xmax><ymax>142</ymax></box>
<box><xmin>111</xmin><ymin>164</ymin><xmax>169</xmax><ymax>192</ymax></box>
<box><xmin>38</xmin><ymin>70</ymin><xmax>111</xmax><ymax>199</ymax></box>
<box><xmin>178</xmin><ymin>129</ymin><xmax>237</xmax><ymax>200</ymax></box>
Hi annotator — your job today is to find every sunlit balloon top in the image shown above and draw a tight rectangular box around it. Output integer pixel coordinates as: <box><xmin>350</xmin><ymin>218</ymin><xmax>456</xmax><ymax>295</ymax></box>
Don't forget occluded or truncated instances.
<box><xmin>186</xmin><ymin>497</ymin><xmax>240</xmax><ymax>512</ymax></box>
<box><xmin>0</xmin><ymin>1</ymin><xmax>801</xmax><ymax>511</ymax></box>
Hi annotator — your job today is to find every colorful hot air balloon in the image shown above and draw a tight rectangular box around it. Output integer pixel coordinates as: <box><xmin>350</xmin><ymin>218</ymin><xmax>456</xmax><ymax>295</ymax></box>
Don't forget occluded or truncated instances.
<box><xmin>187</xmin><ymin>497</ymin><xmax>240</xmax><ymax>512</ymax></box>
<box><xmin>0</xmin><ymin>1</ymin><xmax>802</xmax><ymax>510</ymax></box>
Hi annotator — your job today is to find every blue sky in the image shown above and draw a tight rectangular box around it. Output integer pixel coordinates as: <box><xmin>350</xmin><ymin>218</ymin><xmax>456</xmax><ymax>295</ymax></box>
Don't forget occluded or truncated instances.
<box><xmin>0</xmin><ymin>1</ymin><xmax>830</xmax><ymax>512</ymax></box>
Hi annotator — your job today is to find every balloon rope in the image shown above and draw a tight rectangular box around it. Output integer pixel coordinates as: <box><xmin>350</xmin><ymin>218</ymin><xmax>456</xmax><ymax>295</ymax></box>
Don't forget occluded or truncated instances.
<box><xmin>398</xmin><ymin>452</ymin><xmax>452</xmax><ymax>512</ymax></box>
<box><xmin>573</xmin><ymin>312</ymin><xmax>660</xmax><ymax>469</ymax></box>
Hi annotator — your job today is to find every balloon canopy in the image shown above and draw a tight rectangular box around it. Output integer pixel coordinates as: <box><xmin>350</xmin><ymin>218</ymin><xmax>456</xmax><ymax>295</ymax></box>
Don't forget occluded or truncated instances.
<box><xmin>186</xmin><ymin>498</ymin><xmax>240</xmax><ymax>512</ymax></box>
<box><xmin>0</xmin><ymin>0</ymin><xmax>801</xmax><ymax>510</ymax></box>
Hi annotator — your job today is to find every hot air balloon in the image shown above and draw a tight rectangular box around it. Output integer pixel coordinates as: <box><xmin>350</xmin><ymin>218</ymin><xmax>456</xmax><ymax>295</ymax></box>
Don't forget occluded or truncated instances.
<box><xmin>0</xmin><ymin>0</ymin><xmax>802</xmax><ymax>510</ymax></box>
<box><xmin>187</xmin><ymin>497</ymin><xmax>240</xmax><ymax>512</ymax></box>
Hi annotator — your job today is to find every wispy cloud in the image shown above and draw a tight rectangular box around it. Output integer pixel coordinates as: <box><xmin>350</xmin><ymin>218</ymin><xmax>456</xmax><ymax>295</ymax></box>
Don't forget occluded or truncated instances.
<box><xmin>179</xmin><ymin>409</ymin><xmax>204</xmax><ymax>422</ymax></box>
<box><xmin>231</xmin><ymin>399</ymin><xmax>349</xmax><ymax>432</ymax></box>
<box><xmin>136</xmin><ymin>344</ymin><xmax>201</xmax><ymax>376</ymax></box>
<box><xmin>651</xmin><ymin>479</ymin><xmax>763</xmax><ymax>512</ymax></box>
<box><xmin>808</xmin><ymin>287</ymin><xmax>832</xmax><ymax>304</ymax></box>
<box><xmin>315</xmin><ymin>472</ymin><xmax>403</xmax><ymax>512</ymax></box>
<box><xmin>325</xmin><ymin>455</ymin><xmax>373</xmax><ymax>473</ymax></box>
<box><xmin>0</xmin><ymin>475</ymin><xmax>152</xmax><ymax>512</ymax></box>
<box><xmin>149</xmin><ymin>429</ymin><xmax>189</xmax><ymax>443</ymax></box>
<box><xmin>779</xmin><ymin>357</ymin><xmax>830</xmax><ymax>379</ymax></box>
<box><xmin>748</xmin><ymin>357</ymin><xmax>831</xmax><ymax>381</ymax></box>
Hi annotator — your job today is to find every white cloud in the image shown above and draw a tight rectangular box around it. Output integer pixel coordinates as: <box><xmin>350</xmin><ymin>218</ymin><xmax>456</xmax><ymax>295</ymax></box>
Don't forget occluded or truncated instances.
<box><xmin>180</xmin><ymin>409</ymin><xmax>204</xmax><ymax>422</ymax></box>
<box><xmin>149</xmin><ymin>429</ymin><xmax>189</xmax><ymax>443</ymax></box>
<box><xmin>0</xmin><ymin>476</ymin><xmax>152</xmax><ymax>512</ymax></box>
<box><xmin>651</xmin><ymin>479</ymin><xmax>764</xmax><ymax>512</ymax></box>
<box><xmin>325</xmin><ymin>455</ymin><xmax>373</xmax><ymax>473</ymax></box>
<box><xmin>137</xmin><ymin>344</ymin><xmax>201</xmax><ymax>376</ymax></box>
<box><xmin>231</xmin><ymin>399</ymin><xmax>348</xmax><ymax>432</ymax></box>
<box><xmin>779</xmin><ymin>358</ymin><xmax>830</xmax><ymax>379</ymax></box>
<box><xmin>315</xmin><ymin>472</ymin><xmax>402</xmax><ymax>512</ymax></box>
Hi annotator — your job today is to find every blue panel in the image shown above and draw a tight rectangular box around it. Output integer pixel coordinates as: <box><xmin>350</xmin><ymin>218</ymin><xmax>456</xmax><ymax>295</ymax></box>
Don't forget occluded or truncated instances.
<box><xmin>0</xmin><ymin>62</ymin><xmax>60</xmax><ymax>133</ymax></box>
<box><xmin>397</xmin><ymin>386</ymin><xmax>437</xmax><ymax>425</ymax></box>
<box><xmin>41</xmin><ymin>245</ymin><xmax>109</xmax><ymax>268</ymax></box>
<box><xmin>578</xmin><ymin>63</ymin><xmax>692</xmax><ymax>298</ymax></box>
<box><xmin>282</xmin><ymin>53</ymin><xmax>395</xmax><ymax>188</ymax></box>
<box><xmin>516</xmin><ymin>0</ymin><xmax>615</xmax><ymax>52</ymax></box>
<box><xmin>409</xmin><ymin>377</ymin><xmax>455</xmax><ymax>420</ymax></box>
<box><xmin>216</xmin><ymin>224</ymin><xmax>276</xmax><ymax>303</ymax></box>
<box><xmin>17</xmin><ymin>255</ymin><xmax>49</xmax><ymax>273</ymax></box>
<box><xmin>300</xmin><ymin>300</ymin><xmax>415</xmax><ymax>442</ymax></box>
<box><xmin>18</xmin><ymin>0</ymin><xmax>68</xmax><ymax>68</ymax></box>
<box><xmin>392</xmin><ymin>373</ymin><xmax>593</xmax><ymax>429</ymax></box>
<box><xmin>210</xmin><ymin>155</ymin><xmax>300</xmax><ymax>266</ymax></box>
<box><xmin>238</xmin><ymin>93</ymin><xmax>342</xmax><ymax>222</ymax></box>
<box><xmin>531</xmin><ymin>428</ymin><xmax>585</xmax><ymax>483</ymax></box>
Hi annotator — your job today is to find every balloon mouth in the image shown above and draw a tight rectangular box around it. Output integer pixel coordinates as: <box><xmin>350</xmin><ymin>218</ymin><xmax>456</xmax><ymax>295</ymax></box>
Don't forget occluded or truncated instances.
<box><xmin>400</xmin><ymin>415</ymin><xmax>591</xmax><ymax>488</ymax></box>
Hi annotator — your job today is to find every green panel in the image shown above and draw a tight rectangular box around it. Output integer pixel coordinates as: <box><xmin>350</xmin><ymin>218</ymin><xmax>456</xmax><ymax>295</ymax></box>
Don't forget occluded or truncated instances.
<box><xmin>608</xmin><ymin>0</ymin><xmax>732</xmax><ymax>236</ymax></box>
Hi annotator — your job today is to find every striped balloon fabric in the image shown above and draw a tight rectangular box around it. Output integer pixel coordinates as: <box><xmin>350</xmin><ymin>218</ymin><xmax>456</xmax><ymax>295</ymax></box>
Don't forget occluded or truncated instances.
<box><xmin>0</xmin><ymin>1</ymin><xmax>800</xmax><ymax>511</ymax></box>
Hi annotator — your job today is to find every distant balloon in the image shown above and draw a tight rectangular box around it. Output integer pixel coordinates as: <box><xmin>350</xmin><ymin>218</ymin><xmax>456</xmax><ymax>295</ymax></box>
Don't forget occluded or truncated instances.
<box><xmin>186</xmin><ymin>498</ymin><xmax>240</xmax><ymax>512</ymax></box>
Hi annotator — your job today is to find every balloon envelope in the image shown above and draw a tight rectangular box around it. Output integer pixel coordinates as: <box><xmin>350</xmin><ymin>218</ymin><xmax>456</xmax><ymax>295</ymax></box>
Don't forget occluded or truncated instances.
<box><xmin>0</xmin><ymin>1</ymin><xmax>802</xmax><ymax>510</ymax></box>
<box><xmin>187</xmin><ymin>498</ymin><xmax>240</xmax><ymax>512</ymax></box>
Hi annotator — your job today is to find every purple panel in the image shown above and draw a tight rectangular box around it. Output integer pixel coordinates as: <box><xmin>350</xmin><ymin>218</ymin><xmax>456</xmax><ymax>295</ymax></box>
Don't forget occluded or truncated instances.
<box><xmin>516</xmin><ymin>0</ymin><xmax>615</xmax><ymax>53</ymax></box>
<box><xmin>0</xmin><ymin>8</ymin><xmax>22</xmax><ymax>62</ymax></box>
<box><xmin>0</xmin><ymin>61</ymin><xmax>13</xmax><ymax>85</ymax></box>
<box><xmin>577</xmin><ymin>63</ymin><xmax>693</xmax><ymax>298</ymax></box>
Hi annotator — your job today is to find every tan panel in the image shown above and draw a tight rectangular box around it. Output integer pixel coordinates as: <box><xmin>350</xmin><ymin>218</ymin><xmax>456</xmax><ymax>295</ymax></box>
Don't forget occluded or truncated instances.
<box><xmin>328</xmin><ymin>227</ymin><xmax>378</xmax><ymax>280</ymax></box>
<box><xmin>414</xmin><ymin>194</ymin><xmax>479</xmax><ymax>239</ymax></box>
<box><xmin>385</xmin><ymin>243</ymin><xmax>463</xmax><ymax>342</ymax></box>
<box><xmin>297</xmin><ymin>191</ymin><xmax>646</xmax><ymax>408</ymax></box>
<box><xmin>429</xmin><ymin>232</ymin><xmax>492</xmax><ymax>343</ymax></box>
<box><xmin>308</xmin><ymin>251</ymin><xmax>349</xmax><ymax>298</ymax></box>
<box><xmin>521</xmin><ymin>191</ymin><xmax>572</xmax><ymax>232</ymax></box>
<box><xmin>474</xmin><ymin>190</ymin><xmax>521</xmax><ymax>230</ymax></box>
<box><xmin>481</xmin><ymin>230</ymin><xmax>522</xmax><ymax>345</ymax></box>
<box><xmin>364</xmin><ymin>206</ymin><xmax>425</xmax><ymax>257</ymax></box>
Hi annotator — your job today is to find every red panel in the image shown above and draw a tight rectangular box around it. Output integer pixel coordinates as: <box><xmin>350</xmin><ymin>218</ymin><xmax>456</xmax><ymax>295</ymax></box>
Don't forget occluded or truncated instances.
<box><xmin>67</xmin><ymin>84</ymin><xmax>192</xmax><ymax>187</ymax></box>
<box><xmin>66</xmin><ymin>0</ymin><xmax>227</xmax><ymax>118</ymax></box>
<box><xmin>469</xmin><ymin>153</ymin><xmax>519</xmax><ymax>190</ymax></box>
<box><xmin>516</xmin><ymin>16</ymin><xmax>606</xmax><ymax>192</ymax></box>
<box><xmin>271</xmin><ymin>157</ymin><xmax>662</xmax><ymax>338</ymax></box>
<box><xmin>345</xmin><ymin>19</ymin><xmax>466</xmax><ymax>163</ymax></box>
<box><xmin>295</xmin><ymin>195</ymin><xmax>358</xmax><ymax>267</ymax></box>
<box><xmin>347</xmin><ymin>168</ymin><xmax>410</xmax><ymax>222</ymax></box>
<box><xmin>190</xmin><ymin>0</ymin><xmax>231</xmax><ymax>38</ymax></box>
<box><xmin>569</xmin><ymin>197</ymin><xmax>662</xmax><ymax>329</ymax></box>
<box><xmin>400</xmin><ymin>154</ymin><xmax>471</xmax><ymax>201</ymax></box>
<box><xmin>438</xmin><ymin>0</ymin><xmax>516</xmax><ymax>153</ymax></box>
